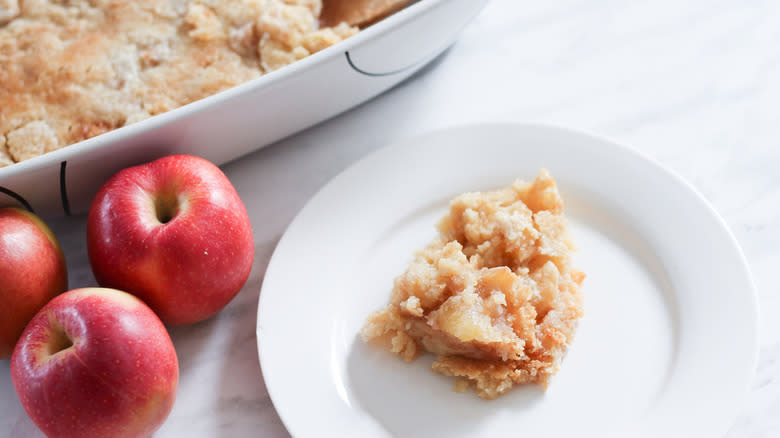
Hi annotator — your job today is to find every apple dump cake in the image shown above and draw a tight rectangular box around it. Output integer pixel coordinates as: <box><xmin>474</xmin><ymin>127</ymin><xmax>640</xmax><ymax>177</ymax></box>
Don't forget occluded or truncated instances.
<box><xmin>361</xmin><ymin>170</ymin><xmax>585</xmax><ymax>399</ymax></box>
<box><xmin>0</xmin><ymin>0</ymin><xmax>361</xmax><ymax>166</ymax></box>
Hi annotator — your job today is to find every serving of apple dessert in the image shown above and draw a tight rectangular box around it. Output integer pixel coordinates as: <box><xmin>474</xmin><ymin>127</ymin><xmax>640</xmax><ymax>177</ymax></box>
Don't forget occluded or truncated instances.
<box><xmin>361</xmin><ymin>169</ymin><xmax>585</xmax><ymax>399</ymax></box>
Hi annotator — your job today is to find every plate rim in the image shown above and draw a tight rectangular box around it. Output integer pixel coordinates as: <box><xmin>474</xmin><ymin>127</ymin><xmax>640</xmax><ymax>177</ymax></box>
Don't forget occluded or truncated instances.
<box><xmin>256</xmin><ymin>122</ymin><xmax>759</xmax><ymax>437</ymax></box>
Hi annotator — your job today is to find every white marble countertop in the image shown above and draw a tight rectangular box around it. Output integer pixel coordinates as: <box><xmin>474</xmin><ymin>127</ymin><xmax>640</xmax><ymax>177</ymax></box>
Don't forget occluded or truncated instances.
<box><xmin>2</xmin><ymin>0</ymin><xmax>779</xmax><ymax>436</ymax></box>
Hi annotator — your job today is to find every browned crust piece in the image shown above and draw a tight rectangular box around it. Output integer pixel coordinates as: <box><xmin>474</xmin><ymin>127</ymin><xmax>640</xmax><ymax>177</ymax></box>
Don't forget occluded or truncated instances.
<box><xmin>320</xmin><ymin>0</ymin><xmax>413</xmax><ymax>28</ymax></box>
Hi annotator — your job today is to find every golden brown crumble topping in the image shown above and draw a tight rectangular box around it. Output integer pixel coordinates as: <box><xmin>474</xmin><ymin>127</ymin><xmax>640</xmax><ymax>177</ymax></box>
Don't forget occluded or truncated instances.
<box><xmin>0</xmin><ymin>0</ymin><xmax>359</xmax><ymax>166</ymax></box>
<box><xmin>361</xmin><ymin>169</ymin><xmax>585</xmax><ymax>399</ymax></box>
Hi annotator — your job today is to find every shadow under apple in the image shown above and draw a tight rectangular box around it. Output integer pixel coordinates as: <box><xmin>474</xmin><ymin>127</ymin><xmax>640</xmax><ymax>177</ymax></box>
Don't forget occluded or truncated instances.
<box><xmin>213</xmin><ymin>236</ymin><xmax>288</xmax><ymax>438</ymax></box>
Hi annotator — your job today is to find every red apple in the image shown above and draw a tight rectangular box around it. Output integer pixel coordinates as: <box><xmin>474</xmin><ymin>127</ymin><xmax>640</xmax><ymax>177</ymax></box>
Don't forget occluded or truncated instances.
<box><xmin>86</xmin><ymin>154</ymin><xmax>254</xmax><ymax>325</ymax></box>
<box><xmin>0</xmin><ymin>207</ymin><xmax>68</xmax><ymax>358</ymax></box>
<box><xmin>11</xmin><ymin>287</ymin><xmax>178</xmax><ymax>438</ymax></box>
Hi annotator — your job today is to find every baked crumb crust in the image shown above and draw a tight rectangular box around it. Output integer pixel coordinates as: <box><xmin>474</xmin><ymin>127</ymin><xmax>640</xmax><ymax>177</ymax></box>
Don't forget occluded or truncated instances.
<box><xmin>361</xmin><ymin>169</ymin><xmax>585</xmax><ymax>399</ymax></box>
<box><xmin>0</xmin><ymin>0</ymin><xmax>358</xmax><ymax>166</ymax></box>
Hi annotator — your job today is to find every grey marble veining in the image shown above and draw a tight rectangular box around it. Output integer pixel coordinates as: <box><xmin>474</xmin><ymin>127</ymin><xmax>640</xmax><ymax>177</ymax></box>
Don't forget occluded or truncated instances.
<box><xmin>1</xmin><ymin>0</ymin><xmax>779</xmax><ymax>436</ymax></box>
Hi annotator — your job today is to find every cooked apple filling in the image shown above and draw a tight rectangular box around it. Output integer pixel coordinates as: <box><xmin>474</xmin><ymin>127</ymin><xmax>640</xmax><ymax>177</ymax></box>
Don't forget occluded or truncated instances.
<box><xmin>361</xmin><ymin>169</ymin><xmax>585</xmax><ymax>399</ymax></box>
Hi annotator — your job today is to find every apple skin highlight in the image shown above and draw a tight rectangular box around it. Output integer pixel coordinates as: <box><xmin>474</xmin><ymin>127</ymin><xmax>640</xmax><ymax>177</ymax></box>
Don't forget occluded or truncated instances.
<box><xmin>86</xmin><ymin>154</ymin><xmax>255</xmax><ymax>325</ymax></box>
<box><xmin>11</xmin><ymin>288</ymin><xmax>178</xmax><ymax>438</ymax></box>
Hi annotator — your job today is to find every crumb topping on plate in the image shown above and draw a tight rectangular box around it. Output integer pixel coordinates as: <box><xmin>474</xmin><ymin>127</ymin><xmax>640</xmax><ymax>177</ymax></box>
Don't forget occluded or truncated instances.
<box><xmin>362</xmin><ymin>169</ymin><xmax>585</xmax><ymax>399</ymax></box>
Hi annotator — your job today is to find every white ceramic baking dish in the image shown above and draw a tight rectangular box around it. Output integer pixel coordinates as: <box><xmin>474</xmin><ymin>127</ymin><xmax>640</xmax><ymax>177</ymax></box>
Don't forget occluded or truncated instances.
<box><xmin>0</xmin><ymin>0</ymin><xmax>488</xmax><ymax>216</ymax></box>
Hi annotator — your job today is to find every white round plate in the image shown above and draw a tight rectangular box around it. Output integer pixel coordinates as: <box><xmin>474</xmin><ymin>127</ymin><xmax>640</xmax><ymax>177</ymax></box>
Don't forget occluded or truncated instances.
<box><xmin>256</xmin><ymin>123</ymin><xmax>758</xmax><ymax>437</ymax></box>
